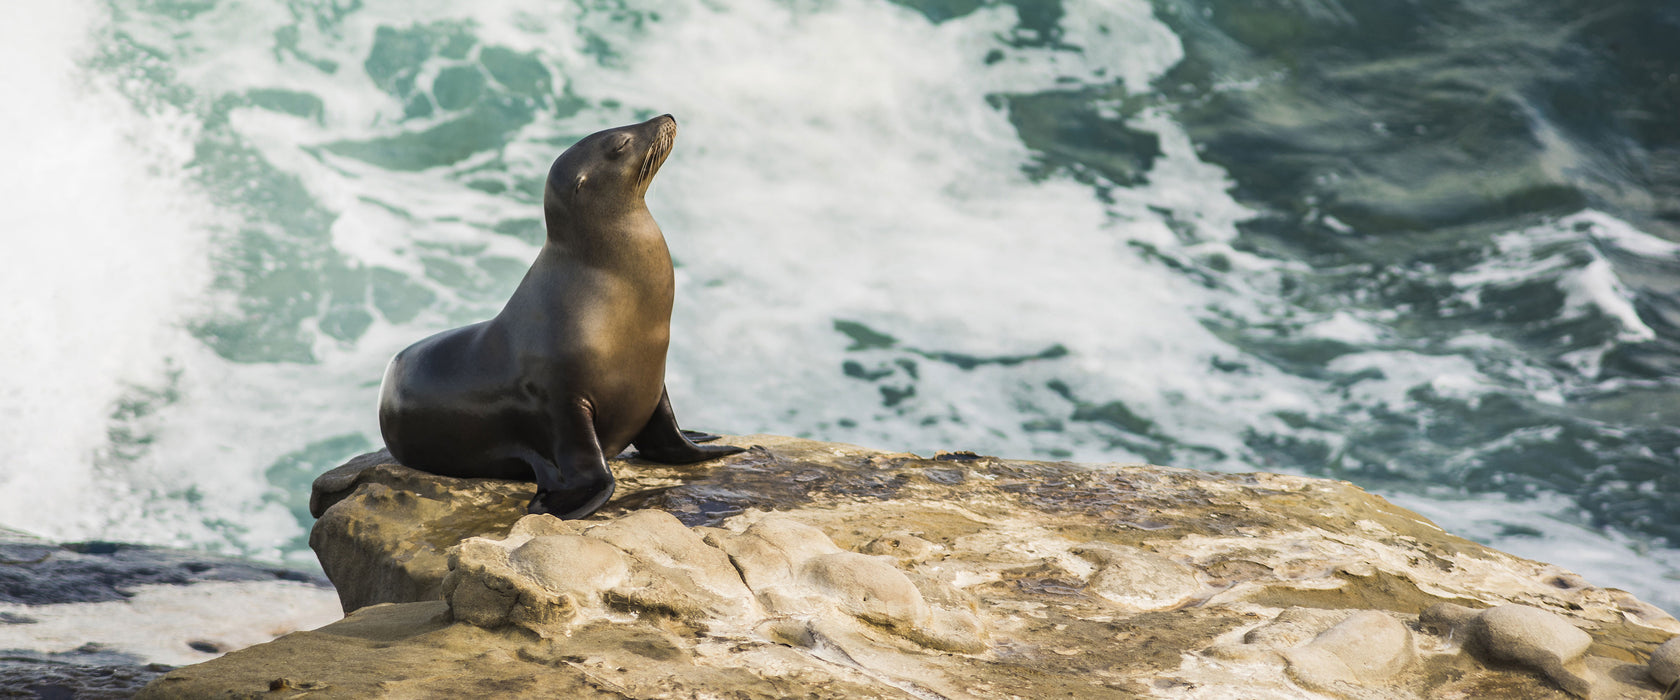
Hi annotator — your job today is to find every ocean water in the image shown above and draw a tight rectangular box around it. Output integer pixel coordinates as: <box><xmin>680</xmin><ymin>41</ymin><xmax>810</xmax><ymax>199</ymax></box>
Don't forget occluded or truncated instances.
<box><xmin>3</xmin><ymin>0</ymin><xmax>1678</xmax><ymax>611</ymax></box>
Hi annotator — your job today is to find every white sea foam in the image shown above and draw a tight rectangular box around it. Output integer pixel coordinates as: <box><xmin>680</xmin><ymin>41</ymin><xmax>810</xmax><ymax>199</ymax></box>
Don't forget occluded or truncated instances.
<box><xmin>0</xmin><ymin>580</ymin><xmax>342</xmax><ymax>666</ymax></box>
<box><xmin>1562</xmin><ymin>256</ymin><xmax>1655</xmax><ymax>342</ymax></box>
<box><xmin>1328</xmin><ymin>351</ymin><xmax>1487</xmax><ymax>409</ymax></box>
<box><xmin>1303</xmin><ymin>310</ymin><xmax>1383</xmax><ymax>345</ymax></box>
<box><xmin>1588</xmin><ymin>210</ymin><xmax>1680</xmax><ymax>259</ymax></box>
<box><xmin>110</xmin><ymin>0</ymin><xmax>1310</xmax><ymax>478</ymax></box>
<box><xmin>1453</xmin><ymin>212</ymin><xmax>1657</xmax><ymax>342</ymax></box>
<box><xmin>546</xmin><ymin>0</ymin><xmax>1315</xmax><ymax>463</ymax></box>
<box><xmin>0</xmin><ymin>2</ymin><xmax>215</xmax><ymax>541</ymax></box>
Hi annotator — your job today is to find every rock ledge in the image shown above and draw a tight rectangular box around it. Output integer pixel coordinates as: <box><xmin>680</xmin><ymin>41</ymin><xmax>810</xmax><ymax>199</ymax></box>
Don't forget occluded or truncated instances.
<box><xmin>144</xmin><ymin>435</ymin><xmax>1680</xmax><ymax>699</ymax></box>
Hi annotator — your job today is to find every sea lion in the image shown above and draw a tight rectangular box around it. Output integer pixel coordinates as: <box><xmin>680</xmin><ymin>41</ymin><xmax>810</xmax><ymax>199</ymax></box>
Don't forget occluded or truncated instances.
<box><xmin>377</xmin><ymin>114</ymin><xmax>742</xmax><ymax>519</ymax></box>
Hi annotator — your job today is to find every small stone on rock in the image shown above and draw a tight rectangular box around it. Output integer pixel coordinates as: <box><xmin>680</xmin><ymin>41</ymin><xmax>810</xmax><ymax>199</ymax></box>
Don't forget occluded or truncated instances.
<box><xmin>1474</xmin><ymin>605</ymin><xmax>1592</xmax><ymax>667</ymax></box>
<box><xmin>1282</xmin><ymin>610</ymin><xmax>1413</xmax><ymax>691</ymax></box>
<box><xmin>1651</xmin><ymin>636</ymin><xmax>1680</xmax><ymax>687</ymax></box>
<box><xmin>1473</xmin><ymin>605</ymin><xmax>1593</xmax><ymax>698</ymax></box>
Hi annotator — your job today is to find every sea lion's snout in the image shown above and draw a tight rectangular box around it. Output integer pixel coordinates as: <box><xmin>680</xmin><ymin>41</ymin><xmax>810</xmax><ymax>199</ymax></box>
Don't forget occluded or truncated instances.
<box><xmin>640</xmin><ymin>115</ymin><xmax>677</xmax><ymax>186</ymax></box>
<box><xmin>647</xmin><ymin>114</ymin><xmax>677</xmax><ymax>147</ymax></box>
<box><xmin>653</xmin><ymin>115</ymin><xmax>676</xmax><ymax>151</ymax></box>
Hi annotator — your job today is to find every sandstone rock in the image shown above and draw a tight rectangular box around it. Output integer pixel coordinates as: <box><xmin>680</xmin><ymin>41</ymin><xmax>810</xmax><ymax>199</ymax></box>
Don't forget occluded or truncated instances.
<box><xmin>583</xmin><ymin>510</ymin><xmax>760</xmax><ymax>624</ymax></box>
<box><xmin>309</xmin><ymin>450</ymin><xmax>530</xmax><ymax>612</ymax></box>
<box><xmin>1476</xmin><ymin>604</ymin><xmax>1593</xmax><ymax>667</ymax></box>
<box><xmin>434</xmin><ymin>507</ymin><xmax>985</xmax><ymax>662</ymax></box>
<box><xmin>510</xmin><ymin>535</ymin><xmax>630</xmax><ymax>598</ymax></box>
<box><xmin>150</xmin><ymin>435</ymin><xmax>1680</xmax><ymax>699</ymax></box>
<box><xmin>1423</xmin><ymin>602</ymin><xmax>1597</xmax><ymax>697</ymax></box>
<box><xmin>1651</xmin><ymin>636</ymin><xmax>1680</xmax><ymax>686</ymax></box>
<box><xmin>1419</xmin><ymin>601</ymin><xmax>1480</xmax><ymax>634</ymax></box>
<box><xmin>803</xmin><ymin>551</ymin><xmax>930</xmax><ymax>628</ymax></box>
<box><xmin>1246</xmin><ymin>607</ymin><xmax>1354</xmax><ymax>648</ymax></box>
<box><xmin>862</xmin><ymin>530</ymin><xmax>940</xmax><ymax>562</ymax></box>
<box><xmin>1073</xmin><ymin>542</ymin><xmax>1200</xmax><ymax>611</ymax></box>
<box><xmin>443</xmin><ymin>535</ymin><xmax>580</xmax><ymax>633</ymax></box>
<box><xmin>1282</xmin><ymin>611</ymin><xmax>1413</xmax><ymax>692</ymax></box>
<box><xmin>703</xmin><ymin>516</ymin><xmax>842</xmax><ymax>609</ymax></box>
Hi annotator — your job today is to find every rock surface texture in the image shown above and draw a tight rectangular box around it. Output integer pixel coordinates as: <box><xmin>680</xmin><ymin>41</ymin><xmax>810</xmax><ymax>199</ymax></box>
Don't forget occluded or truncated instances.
<box><xmin>144</xmin><ymin>435</ymin><xmax>1680</xmax><ymax>699</ymax></box>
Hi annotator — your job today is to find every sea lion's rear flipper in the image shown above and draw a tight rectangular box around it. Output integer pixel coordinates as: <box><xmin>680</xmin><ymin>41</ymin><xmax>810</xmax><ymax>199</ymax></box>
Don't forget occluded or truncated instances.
<box><xmin>681</xmin><ymin>429</ymin><xmax>722</xmax><ymax>443</ymax></box>
<box><xmin>633</xmin><ymin>388</ymin><xmax>746</xmax><ymax>464</ymax></box>
<box><xmin>526</xmin><ymin>401</ymin><xmax>617</xmax><ymax>520</ymax></box>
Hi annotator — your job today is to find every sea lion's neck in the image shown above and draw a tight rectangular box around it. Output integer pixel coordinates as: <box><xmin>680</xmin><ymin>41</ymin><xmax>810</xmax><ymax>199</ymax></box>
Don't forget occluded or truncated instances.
<box><xmin>542</xmin><ymin>207</ymin><xmax>669</xmax><ymax>268</ymax></box>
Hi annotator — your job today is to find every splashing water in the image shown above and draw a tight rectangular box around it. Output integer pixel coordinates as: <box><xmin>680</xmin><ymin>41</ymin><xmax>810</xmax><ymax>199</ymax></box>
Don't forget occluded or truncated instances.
<box><xmin>2</xmin><ymin>0</ymin><xmax>1678</xmax><ymax>611</ymax></box>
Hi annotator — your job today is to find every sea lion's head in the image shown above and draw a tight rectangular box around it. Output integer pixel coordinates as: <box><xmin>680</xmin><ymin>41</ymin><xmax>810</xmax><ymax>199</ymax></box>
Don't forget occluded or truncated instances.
<box><xmin>543</xmin><ymin>114</ymin><xmax>677</xmax><ymax>229</ymax></box>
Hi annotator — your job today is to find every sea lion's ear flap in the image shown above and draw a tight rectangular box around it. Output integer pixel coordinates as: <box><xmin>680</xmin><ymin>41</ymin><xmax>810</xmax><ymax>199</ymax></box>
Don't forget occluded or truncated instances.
<box><xmin>574</xmin><ymin>174</ymin><xmax>587</xmax><ymax>194</ymax></box>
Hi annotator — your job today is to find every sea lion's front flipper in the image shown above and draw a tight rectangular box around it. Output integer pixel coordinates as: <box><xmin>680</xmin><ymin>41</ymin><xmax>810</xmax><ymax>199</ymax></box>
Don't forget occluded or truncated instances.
<box><xmin>633</xmin><ymin>388</ymin><xmax>746</xmax><ymax>464</ymax></box>
<box><xmin>527</xmin><ymin>400</ymin><xmax>616</xmax><ymax>519</ymax></box>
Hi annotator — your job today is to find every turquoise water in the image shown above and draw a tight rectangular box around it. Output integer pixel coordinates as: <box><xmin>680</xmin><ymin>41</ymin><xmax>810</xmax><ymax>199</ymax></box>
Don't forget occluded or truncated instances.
<box><xmin>2</xmin><ymin>0</ymin><xmax>1677</xmax><ymax>609</ymax></box>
